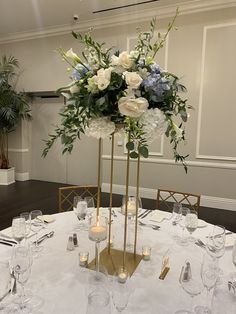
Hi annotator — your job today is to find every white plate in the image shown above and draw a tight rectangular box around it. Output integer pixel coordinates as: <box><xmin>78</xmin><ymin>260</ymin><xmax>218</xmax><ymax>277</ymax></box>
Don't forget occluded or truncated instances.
<box><xmin>198</xmin><ymin>219</ymin><xmax>208</xmax><ymax>228</ymax></box>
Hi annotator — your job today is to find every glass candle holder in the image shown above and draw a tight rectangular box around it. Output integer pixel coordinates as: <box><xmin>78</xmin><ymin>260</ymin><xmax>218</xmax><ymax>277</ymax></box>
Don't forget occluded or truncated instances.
<box><xmin>142</xmin><ymin>246</ymin><xmax>151</xmax><ymax>261</ymax></box>
<box><xmin>79</xmin><ymin>251</ymin><xmax>89</xmax><ymax>268</ymax></box>
<box><xmin>117</xmin><ymin>266</ymin><xmax>129</xmax><ymax>284</ymax></box>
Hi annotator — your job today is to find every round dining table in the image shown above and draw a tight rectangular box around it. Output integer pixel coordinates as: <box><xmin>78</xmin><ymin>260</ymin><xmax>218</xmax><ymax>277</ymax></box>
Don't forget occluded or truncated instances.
<box><xmin>0</xmin><ymin>208</ymin><xmax>235</xmax><ymax>314</ymax></box>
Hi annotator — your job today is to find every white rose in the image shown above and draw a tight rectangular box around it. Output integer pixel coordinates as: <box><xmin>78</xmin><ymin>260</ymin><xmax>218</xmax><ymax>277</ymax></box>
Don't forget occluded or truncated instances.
<box><xmin>118</xmin><ymin>51</ymin><xmax>133</xmax><ymax>69</ymax></box>
<box><xmin>65</xmin><ymin>48</ymin><xmax>81</xmax><ymax>63</ymax></box>
<box><xmin>111</xmin><ymin>55</ymin><xmax>119</xmax><ymax>66</ymax></box>
<box><xmin>124</xmin><ymin>72</ymin><xmax>142</xmax><ymax>89</ymax></box>
<box><xmin>130</xmin><ymin>50</ymin><xmax>139</xmax><ymax>59</ymax></box>
<box><xmin>118</xmin><ymin>97</ymin><xmax>149</xmax><ymax>118</ymax></box>
<box><xmin>96</xmin><ymin>67</ymin><xmax>112</xmax><ymax>90</ymax></box>
<box><xmin>69</xmin><ymin>84</ymin><xmax>80</xmax><ymax>94</ymax></box>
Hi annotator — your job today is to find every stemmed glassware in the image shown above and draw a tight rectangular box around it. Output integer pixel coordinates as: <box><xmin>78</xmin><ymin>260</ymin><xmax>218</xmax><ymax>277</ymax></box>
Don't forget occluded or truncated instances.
<box><xmin>20</xmin><ymin>212</ymin><xmax>31</xmax><ymax>242</ymax></box>
<box><xmin>195</xmin><ymin>254</ymin><xmax>218</xmax><ymax>314</ymax></box>
<box><xmin>86</xmin><ymin>287</ymin><xmax>110</xmax><ymax>314</ymax></box>
<box><xmin>185</xmin><ymin>210</ymin><xmax>198</xmax><ymax>242</ymax></box>
<box><xmin>73</xmin><ymin>196</ymin><xmax>88</xmax><ymax>230</ymax></box>
<box><xmin>206</xmin><ymin>225</ymin><xmax>226</xmax><ymax>260</ymax></box>
<box><xmin>175</xmin><ymin>259</ymin><xmax>203</xmax><ymax>314</ymax></box>
<box><xmin>172</xmin><ymin>203</ymin><xmax>182</xmax><ymax>225</ymax></box>
<box><xmin>177</xmin><ymin>207</ymin><xmax>190</xmax><ymax>246</ymax></box>
<box><xmin>112</xmin><ymin>267</ymin><xmax>132</xmax><ymax>313</ymax></box>
<box><xmin>30</xmin><ymin>210</ymin><xmax>44</xmax><ymax>253</ymax></box>
<box><xmin>12</xmin><ymin>216</ymin><xmax>26</xmax><ymax>244</ymax></box>
<box><xmin>11</xmin><ymin>245</ymin><xmax>32</xmax><ymax>314</ymax></box>
<box><xmin>84</xmin><ymin>196</ymin><xmax>95</xmax><ymax>219</ymax></box>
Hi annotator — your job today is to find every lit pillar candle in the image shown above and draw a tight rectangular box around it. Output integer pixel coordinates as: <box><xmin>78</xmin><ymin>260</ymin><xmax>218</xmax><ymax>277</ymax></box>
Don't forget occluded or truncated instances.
<box><xmin>89</xmin><ymin>219</ymin><xmax>107</xmax><ymax>242</ymax></box>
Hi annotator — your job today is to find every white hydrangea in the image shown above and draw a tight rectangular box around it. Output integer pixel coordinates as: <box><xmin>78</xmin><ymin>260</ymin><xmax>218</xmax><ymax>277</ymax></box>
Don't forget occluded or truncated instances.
<box><xmin>85</xmin><ymin>117</ymin><xmax>116</xmax><ymax>139</ymax></box>
<box><xmin>139</xmin><ymin>108</ymin><xmax>168</xmax><ymax>143</ymax></box>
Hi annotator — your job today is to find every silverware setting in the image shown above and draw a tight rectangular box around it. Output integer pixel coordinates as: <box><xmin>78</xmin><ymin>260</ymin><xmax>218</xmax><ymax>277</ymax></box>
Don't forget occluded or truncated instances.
<box><xmin>138</xmin><ymin>209</ymin><xmax>149</xmax><ymax>218</ymax></box>
<box><xmin>138</xmin><ymin>221</ymin><xmax>160</xmax><ymax>230</ymax></box>
<box><xmin>33</xmin><ymin>231</ymin><xmax>54</xmax><ymax>245</ymax></box>
<box><xmin>228</xmin><ymin>280</ymin><xmax>236</xmax><ymax>293</ymax></box>
<box><xmin>140</xmin><ymin>210</ymin><xmax>152</xmax><ymax>219</ymax></box>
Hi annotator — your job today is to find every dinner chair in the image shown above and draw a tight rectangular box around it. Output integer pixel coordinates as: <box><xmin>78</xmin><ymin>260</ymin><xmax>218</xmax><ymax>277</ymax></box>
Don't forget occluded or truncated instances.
<box><xmin>58</xmin><ymin>185</ymin><xmax>98</xmax><ymax>212</ymax></box>
<box><xmin>157</xmin><ymin>189</ymin><xmax>201</xmax><ymax>212</ymax></box>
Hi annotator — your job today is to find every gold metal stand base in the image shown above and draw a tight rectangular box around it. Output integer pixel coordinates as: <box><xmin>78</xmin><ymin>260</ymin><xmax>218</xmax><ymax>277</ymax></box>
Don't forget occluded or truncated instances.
<box><xmin>88</xmin><ymin>248</ymin><xmax>143</xmax><ymax>276</ymax></box>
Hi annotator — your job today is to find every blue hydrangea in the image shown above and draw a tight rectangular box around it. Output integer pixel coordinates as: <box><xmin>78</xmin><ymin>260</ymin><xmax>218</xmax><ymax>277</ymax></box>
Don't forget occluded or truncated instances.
<box><xmin>142</xmin><ymin>70</ymin><xmax>170</xmax><ymax>98</ymax></box>
<box><xmin>72</xmin><ymin>64</ymin><xmax>89</xmax><ymax>81</ymax></box>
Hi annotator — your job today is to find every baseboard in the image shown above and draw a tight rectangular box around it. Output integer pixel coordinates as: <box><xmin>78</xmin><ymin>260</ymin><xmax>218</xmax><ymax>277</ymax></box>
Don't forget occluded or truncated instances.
<box><xmin>15</xmin><ymin>172</ymin><xmax>30</xmax><ymax>181</ymax></box>
<box><xmin>101</xmin><ymin>183</ymin><xmax>236</xmax><ymax>211</ymax></box>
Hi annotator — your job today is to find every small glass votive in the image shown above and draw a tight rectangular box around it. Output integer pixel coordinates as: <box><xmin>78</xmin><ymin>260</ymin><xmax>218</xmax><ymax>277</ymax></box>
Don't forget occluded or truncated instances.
<box><xmin>117</xmin><ymin>266</ymin><xmax>129</xmax><ymax>283</ymax></box>
<box><xmin>79</xmin><ymin>251</ymin><xmax>89</xmax><ymax>268</ymax></box>
<box><xmin>142</xmin><ymin>246</ymin><xmax>151</xmax><ymax>261</ymax></box>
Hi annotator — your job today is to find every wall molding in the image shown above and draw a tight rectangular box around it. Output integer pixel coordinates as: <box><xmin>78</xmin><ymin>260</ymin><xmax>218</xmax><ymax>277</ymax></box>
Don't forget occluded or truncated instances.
<box><xmin>1</xmin><ymin>0</ymin><xmax>236</xmax><ymax>44</ymax></box>
<box><xmin>8</xmin><ymin>148</ymin><xmax>29</xmax><ymax>153</ymax></box>
<box><xmin>102</xmin><ymin>183</ymin><xmax>236</xmax><ymax>211</ymax></box>
<box><xmin>196</xmin><ymin>22</ymin><xmax>236</xmax><ymax>161</ymax></box>
<box><xmin>102</xmin><ymin>154</ymin><xmax>236</xmax><ymax>170</ymax></box>
<box><xmin>15</xmin><ymin>172</ymin><xmax>30</xmax><ymax>181</ymax></box>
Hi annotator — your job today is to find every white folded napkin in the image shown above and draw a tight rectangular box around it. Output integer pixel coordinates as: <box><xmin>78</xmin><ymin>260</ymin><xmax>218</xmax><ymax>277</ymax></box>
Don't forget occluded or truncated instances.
<box><xmin>197</xmin><ymin>219</ymin><xmax>207</xmax><ymax>228</ymax></box>
<box><xmin>225</xmin><ymin>233</ymin><xmax>236</xmax><ymax>247</ymax></box>
<box><xmin>42</xmin><ymin>215</ymin><xmax>56</xmax><ymax>223</ymax></box>
<box><xmin>148</xmin><ymin>210</ymin><xmax>171</xmax><ymax>223</ymax></box>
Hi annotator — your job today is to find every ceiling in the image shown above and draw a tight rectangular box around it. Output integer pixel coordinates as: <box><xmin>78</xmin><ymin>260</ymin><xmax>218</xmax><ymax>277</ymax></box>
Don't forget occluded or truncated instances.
<box><xmin>0</xmin><ymin>0</ymin><xmax>234</xmax><ymax>42</ymax></box>
<box><xmin>0</xmin><ymin>0</ymin><xmax>195</xmax><ymax>36</ymax></box>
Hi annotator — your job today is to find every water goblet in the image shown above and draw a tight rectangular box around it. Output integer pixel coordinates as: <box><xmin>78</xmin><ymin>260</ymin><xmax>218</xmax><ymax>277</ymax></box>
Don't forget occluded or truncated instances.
<box><xmin>177</xmin><ymin>207</ymin><xmax>190</xmax><ymax>246</ymax></box>
<box><xmin>206</xmin><ymin>225</ymin><xmax>225</xmax><ymax>260</ymax></box>
<box><xmin>86</xmin><ymin>287</ymin><xmax>110</xmax><ymax>314</ymax></box>
<box><xmin>185</xmin><ymin>210</ymin><xmax>198</xmax><ymax>242</ymax></box>
<box><xmin>84</xmin><ymin>196</ymin><xmax>95</xmax><ymax>218</ymax></box>
<box><xmin>73</xmin><ymin>196</ymin><xmax>88</xmax><ymax>230</ymax></box>
<box><xmin>195</xmin><ymin>254</ymin><xmax>218</xmax><ymax>314</ymax></box>
<box><xmin>30</xmin><ymin>210</ymin><xmax>44</xmax><ymax>253</ymax></box>
<box><xmin>12</xmin><ymin>216</ymin><xmax>26</xmax><ymax>243</ymax></box>
<box><xmin>172</xmin><ymin>202</ymin><xmax>182</xmax><ymax>225</ymax></box>
<box><xmin>20</xmin><ymin>212</ymin><xmax>31</xmax><ymax>241</ymax></box>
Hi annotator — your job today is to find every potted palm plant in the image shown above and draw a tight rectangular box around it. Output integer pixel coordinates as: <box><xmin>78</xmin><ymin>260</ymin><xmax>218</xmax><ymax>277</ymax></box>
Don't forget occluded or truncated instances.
<box><xmin>0</xmin><ymin>55</ymin><xmax>31</xmax><ymax>185</ymax></box>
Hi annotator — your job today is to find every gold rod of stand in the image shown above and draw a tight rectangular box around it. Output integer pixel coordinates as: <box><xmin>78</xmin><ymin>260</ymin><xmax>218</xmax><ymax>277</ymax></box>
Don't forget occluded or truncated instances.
<box><xmin>134</xmin><ymin>153</ymin><xmax>140</xmax><ymax>256</ymax></box>
<box><xmin>96</xmin><ymin>138</ymin><xmax>102</xmax><ymax>218</ymax></box>
<box><xmin>123</xmin><ymin>132</ymin><xmax>131</xmax><ymax>267</ymax></box>
<box><xmin>108</xmin><ymin>133</ymin><xmax>115</xmax><ymax>254</ymax></box>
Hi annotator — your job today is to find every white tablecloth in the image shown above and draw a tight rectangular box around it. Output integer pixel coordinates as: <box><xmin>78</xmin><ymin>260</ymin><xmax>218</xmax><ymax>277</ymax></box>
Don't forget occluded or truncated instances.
<box><xmin>1</xmin><ymin>209</ymin><xmax>236</xmax><ymax>314</ymax></box>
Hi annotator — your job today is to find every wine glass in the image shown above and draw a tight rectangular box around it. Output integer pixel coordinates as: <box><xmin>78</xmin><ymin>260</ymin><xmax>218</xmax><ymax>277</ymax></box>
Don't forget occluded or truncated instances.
<box><xmin>185</xmin><ymin>210</ymin><xmax>198</xmax><ymax>242</ymax></box>
<box><xmin>195</xmin><ymin>254</ymin><xmax>218</xmax><ymax>314</ymax></box>
<box><xmin>84</xmin><ymin>196</ymin><xmax>95</xmax><ymax>218</ymax></box>
<box><xmin>30</xmin><ymin>210</ymin><xmax>44</xmax><ymax>253</ymax></box>
<box><xmin>86</xmin><ymin>287</ymin><xmax>110</xmax><ymax>314</ymax></box>
<box><xmin>206</xmin><ymin>225</ymin><xmax>226</xmax><ymax>260</ymax></box>
<box><xmin>177</xmin><ymin>207</ymin><xmax>190</xmax><ymax>246</ymax></box>
<box><xmin>20</xmin><ymin>212</ymin><xmax>31</xmax><ymax>241</ymax></box>
<box><xmin>12</xmin><ymin>217</ymin><xmax>26</xmax><ymax>243</ymax></box>
<box><xmin>73</xmin><ymin>196</ymin><xmax>88</xmax><ymax>230</ymax></box>
<box><xmin>175</xmin><ymin>259</ymin><xmax>203</xmax><ymax>314</ymax></box>
<box><xmin>172</xmin><ymin>203</ymin><xmax>182</xmax><ymax>225</ymax></box>
<box><xmin>11</xmin><ymin>245</ymin><xmax>32</xmax><ymax>314</ymax></box>
<box><xmin>112</xmin><ymin>268</ymin><xmax>132</xmax><ymax>313</ymax></box>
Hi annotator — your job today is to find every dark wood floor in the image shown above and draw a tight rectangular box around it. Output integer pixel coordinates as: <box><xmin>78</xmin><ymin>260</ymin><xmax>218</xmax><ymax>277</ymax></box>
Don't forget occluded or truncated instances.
<box><xmin>0</xmin><ymin>180</ymin><xmax>235</xmax><ymax>232</ymax></box>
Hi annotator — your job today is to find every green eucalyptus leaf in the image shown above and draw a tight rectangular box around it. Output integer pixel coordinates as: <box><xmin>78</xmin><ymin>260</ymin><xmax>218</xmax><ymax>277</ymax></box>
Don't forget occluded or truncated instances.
<box><xmin>138</xmin><ymin>146</ymin><xmax>149</xmax><ymax>158</ymax></box>
<box><xmin>126</xmin><ymin>141</ymin><xmax>134</xmax><ymax>151</ymax></box>
<box><xmin>130</xmin><ymin>151</ymin><xmax>139</xmax><ymax>159</ymax></box>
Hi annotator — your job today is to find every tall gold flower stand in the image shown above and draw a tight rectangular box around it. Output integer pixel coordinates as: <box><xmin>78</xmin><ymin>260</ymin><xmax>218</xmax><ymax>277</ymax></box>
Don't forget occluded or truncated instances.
<box><xmin>88</xmin><ymin>134</ymin><xmax>142</xmax><ymax>276</ymax></box>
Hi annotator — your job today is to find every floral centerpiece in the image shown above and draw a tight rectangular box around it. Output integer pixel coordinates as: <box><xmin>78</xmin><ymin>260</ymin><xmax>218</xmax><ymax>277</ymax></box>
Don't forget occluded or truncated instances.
<box><xmin>43</xmin><ymin>13</ymin><xmax>191</xmax><ymax>171</ymax></box>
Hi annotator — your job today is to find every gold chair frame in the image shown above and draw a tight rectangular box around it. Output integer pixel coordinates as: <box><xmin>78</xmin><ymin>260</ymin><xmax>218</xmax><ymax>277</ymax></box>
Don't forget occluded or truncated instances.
<box><xmin>157</xmin><ymin>189</ymin><xmax>201</xmax><ymax>212</ymax></box>
<box><xmin>58</xmin><ymin>185</ymin><xmax>98</xmax><ymax>212</ymax></box>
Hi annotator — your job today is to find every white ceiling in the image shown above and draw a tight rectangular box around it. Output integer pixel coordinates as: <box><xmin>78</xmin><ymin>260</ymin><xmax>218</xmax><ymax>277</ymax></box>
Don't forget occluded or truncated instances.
<box><xmin>0</xmin><ymin>0</ymin><xmax>234</xmax><ymax>43</ymax></box>
<box><xmin>0</xmin><ymin>0</ymin><xmax>194</xmax><ymax>36</ymax></box>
